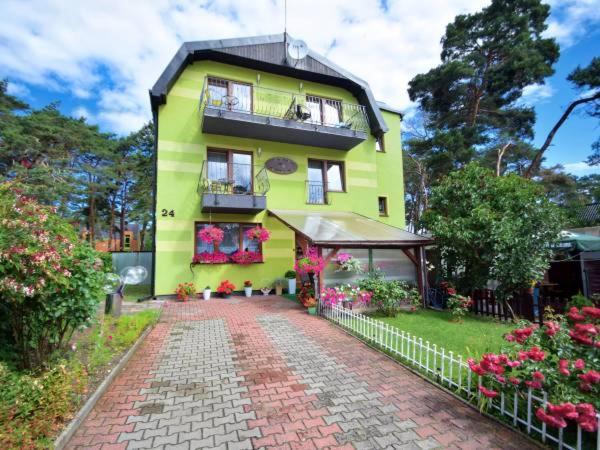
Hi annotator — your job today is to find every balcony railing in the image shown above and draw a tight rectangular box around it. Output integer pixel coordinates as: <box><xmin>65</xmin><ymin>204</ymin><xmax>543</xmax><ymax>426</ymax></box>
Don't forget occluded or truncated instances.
<box><xmin>199</xmin><ymin>77</ymin><xmax>370</xmax><ymax>134</ymax></box>
<box><xmin>197</xmin><ymin>161</ymin><xmax>269</xmax><ymax>213</ymax></box>
<box><xmin>306</xmin><ymin>181</ymin><xmax>331</xmax><ymax>205</ymax></box>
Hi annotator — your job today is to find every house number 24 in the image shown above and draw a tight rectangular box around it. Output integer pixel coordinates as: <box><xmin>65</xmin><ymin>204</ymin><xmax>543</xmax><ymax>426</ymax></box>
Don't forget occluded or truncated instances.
<box><xmin>161</xmin><ymin>209</ymin><xmax>175</xmax><ymax>217</ymax></box>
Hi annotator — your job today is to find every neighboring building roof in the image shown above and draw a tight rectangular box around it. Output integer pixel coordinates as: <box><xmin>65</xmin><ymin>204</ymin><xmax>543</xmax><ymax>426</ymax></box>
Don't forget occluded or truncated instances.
<box><xmin>558</xmin><ymin>230</ymin><xmax>600</xmax><ymax>252</ymax></box>
<box><xmin>149</xmin><ymin>33</ymin><xmax>388</xmax><ymax>136</ymax></box>
<box><xmin>268</xmin><ymin>209</ymin><xmax>433</xmax><ymax>247</ymax></box>
<box><xmin>576</xmin><ymin>203</ymin><xmax>600</xmax><ymax>225</ymax></box>
<box><xmin>376</xmin><ymin>101</ymin><xmax>403</xmax><ymax>118</ymax></box>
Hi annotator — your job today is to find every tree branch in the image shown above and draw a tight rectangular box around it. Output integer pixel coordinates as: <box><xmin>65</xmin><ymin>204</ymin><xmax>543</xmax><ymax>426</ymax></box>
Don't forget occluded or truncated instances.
<box><xmin>525</xmin><ymin>91</ymin><xmax>600</xmax><ymax>178</ymax></box>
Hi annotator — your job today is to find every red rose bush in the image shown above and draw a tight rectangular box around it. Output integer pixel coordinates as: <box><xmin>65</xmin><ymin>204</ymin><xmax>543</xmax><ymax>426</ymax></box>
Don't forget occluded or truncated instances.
<box><xmin>468</xmin><ymin>306</ymin><xmax>599</xmax><ymax>433</ymax></box>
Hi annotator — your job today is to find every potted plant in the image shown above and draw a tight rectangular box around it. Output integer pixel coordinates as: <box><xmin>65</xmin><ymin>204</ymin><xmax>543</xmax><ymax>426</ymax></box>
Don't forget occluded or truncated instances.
<box><xmin>197</xmin><ymin>225</ymin><xmax>224</xmax><ymax>245</ymax></box>
<box><xmin>203</xmin><ymin>285</ymin><xmax>211</xmax><ymax>300</ymax></box>
<box><xmin>285</xmin><ymin>270</ymin><xmax>297</xmax><ymax>294</ymax></box>
<box><xmin>175</xmin><ymin>282</ymin><xmax>195</xmax><ymax>302</ymax></box>
<box><xmin>244</xmin><ymin>280</ymin><xmax>253</xmax><ymax>297</ymax></box>
<box><xmin>217</xmin><ymin>280</ymin><xmax>235</xmax><ymax>298</ymax></box>
<box><xmin>305</xmin><ymin>297</ymin><xmax>318</xmax><ymax>315</ymax></box>
<box><xmin>334</xmin><ymin>253</ymin><xmax>363</xmax><ymax>273</ymax></box>
<box><xmin>275</xmin><ymin>279</ymin><xmax>284</xmax><ymax>296</ymax></box>
<box><xmin>245</xmin><ymin>225</ymin><xmax>271</xmax><ymax>243</ymax></box>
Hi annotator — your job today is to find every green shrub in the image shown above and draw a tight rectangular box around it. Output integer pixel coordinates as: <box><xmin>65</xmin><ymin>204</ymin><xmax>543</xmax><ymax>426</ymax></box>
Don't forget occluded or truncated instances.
<box><xmin>284</xmin><ymin>270</ymin><xmax>296</xmax><ymax>279</ymax></box>
<box><xmin>0</xmin><ymin>360</ymin><xmax>87</xmax><ymax>449</ymax></box>
<box><xmin>358</xmin><ymin>270</ymin><xmax>421</xmax><ymax>316</ymax></box>
<box><xmin>0</xmin><ymin>183</ymin><xmax>109</xmax><ymax>369</ymax></box>
<box><xmin>566</xmin><ymin>293</ymin><xmax>593</xmax><ymax>311</ymax></box>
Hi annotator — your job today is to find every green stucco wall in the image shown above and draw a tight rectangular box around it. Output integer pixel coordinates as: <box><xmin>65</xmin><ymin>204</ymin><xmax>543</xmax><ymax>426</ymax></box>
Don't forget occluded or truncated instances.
<box><xmin>155</xmin><ymin>60</ymin><xmax>405</xmax><ymax>296</ymax></box>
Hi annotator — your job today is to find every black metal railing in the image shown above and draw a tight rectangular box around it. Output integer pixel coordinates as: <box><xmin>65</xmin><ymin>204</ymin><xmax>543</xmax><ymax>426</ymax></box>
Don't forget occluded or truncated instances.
<box><xmin>199</xmin><ymin>76</ymin><xmax>369</xmax><ymax>133</ymax></box>
<box><xmin>197</xmin><ymin>161</ymin><xmax>270</xmax><ymax>196</ymax></box>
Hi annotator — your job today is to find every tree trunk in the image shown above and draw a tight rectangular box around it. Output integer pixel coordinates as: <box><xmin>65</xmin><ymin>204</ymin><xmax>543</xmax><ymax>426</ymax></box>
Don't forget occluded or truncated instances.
<box><xmin>525</xmin><ymin>91</ymin><xmax>600</xmax><ymax>178</ymax></box>
<box><xmin>495</xmin><ymin>142</ymin><xmax>512</xmax><ymax>177</ymax></box>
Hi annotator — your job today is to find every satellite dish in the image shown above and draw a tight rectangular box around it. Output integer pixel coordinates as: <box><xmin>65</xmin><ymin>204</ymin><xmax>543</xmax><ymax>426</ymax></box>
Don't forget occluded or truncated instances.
<box><xmin>287</xmin><ymin>39</ymin><xmax>308</xmax><ymax>65</ymax></box>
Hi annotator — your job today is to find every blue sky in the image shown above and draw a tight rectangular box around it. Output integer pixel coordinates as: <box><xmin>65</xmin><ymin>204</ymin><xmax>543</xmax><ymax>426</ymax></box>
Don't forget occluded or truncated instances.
<box><xmin>1</xmin><ymin>0</ymin><xmax>598</xmax><ymax>176</ymax></box>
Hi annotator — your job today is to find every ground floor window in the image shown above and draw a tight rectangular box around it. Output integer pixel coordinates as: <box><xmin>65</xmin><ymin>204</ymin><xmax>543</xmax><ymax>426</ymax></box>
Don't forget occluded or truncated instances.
<box><xmin>194</xmin><ymin>222</ymin><xmax>262</xmax><ymax>264</ymax></box>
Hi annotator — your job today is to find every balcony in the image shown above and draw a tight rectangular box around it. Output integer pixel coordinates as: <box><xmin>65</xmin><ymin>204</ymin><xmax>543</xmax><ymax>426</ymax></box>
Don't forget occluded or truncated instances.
<box><xmin>199</xmin><ymin>77</ymin><xmax>369</xmax><ymax>150</ymax></box>
<box><xmin>197</xmin><ymin>160</ymin><xmax>270</xmax><ymax>214</ymax></box>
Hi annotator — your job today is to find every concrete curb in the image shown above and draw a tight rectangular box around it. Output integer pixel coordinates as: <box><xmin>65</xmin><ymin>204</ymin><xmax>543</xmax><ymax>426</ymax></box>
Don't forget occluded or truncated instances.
<box><xmin>54</xmin><ymin>325</ymin><xmax>154</xmax><ymax>449</ymax></box>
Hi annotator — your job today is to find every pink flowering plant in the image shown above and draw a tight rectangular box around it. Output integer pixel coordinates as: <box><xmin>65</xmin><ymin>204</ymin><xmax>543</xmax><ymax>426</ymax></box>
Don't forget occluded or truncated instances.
<box><xmin>0</xmin><ymin>183</ymin><xmax>108</xmax><ymax>369</ymax></box>
<box><xmin>294</xmin><ymin>247</ymin><xmax>325</xmax><ymax>275</ymax></box>
<box><xmin>192</xmin><ymin>252</ymin><xmax>229</xmax><ymax>264</ymax></box>
<box><xmin>321</xmin><ymin>284</ymin><xmax>373</xmax><ymax>307</ymax></box>
<box><xmin>447</xmin><ymin>294</ymin><xmax>473</xmax><ymax>321</ymax></box>
<box><xmin>334</xmin><ymin>252</ymin><xmax>363</xmax><ymax>273</ymax></box>
<box><xmin>244</xmin><ymin>226</ymin><xmax>271</xmax><ymax>243</ymax></box>
<box><xmin>230</xmin><ymin>250</ymin><xmax>263</xmax><ymax>265</ymax></box>
<box><xmin>197</xmin><ymin>225</ymin><xmax>224</xmax><ymax>244</ymax></box>
<box><xmin>468</xmin><ymin>306</ymin><xmax>599</xmax><ymax>433</ymax></box>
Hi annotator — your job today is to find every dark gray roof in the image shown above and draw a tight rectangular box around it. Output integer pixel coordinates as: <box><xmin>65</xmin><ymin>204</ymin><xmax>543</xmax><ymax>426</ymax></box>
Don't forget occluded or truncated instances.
<box><xmin>149</xmin><ymin>33</ymin><xmax>388</xmax><ymax>136</ymax></box>
<box><xmin>577</xmin><ymin>203</ymin><xmax>600</xmax><ymax>225</ymax></box>
<box><xmin>376</xmin><ymin>101</ymin><xmax>403</xmax><ymax>118</ymax></box>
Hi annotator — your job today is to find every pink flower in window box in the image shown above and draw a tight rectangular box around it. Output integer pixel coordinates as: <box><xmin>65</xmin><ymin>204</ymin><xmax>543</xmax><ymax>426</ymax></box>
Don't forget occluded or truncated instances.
<box><xmin>192</xmin><ymin>252</ymin><xmax>229</xmax><ymax>264</ymax></box>
<box><xmin>230</xmin><ymin>250</ymin><xmax>263</xmax><ymax>265</ymax></box>
<box><xmin>197</xmin><ymin>225</ymin><xmax>224</xmax><ymax>244</ymax></box>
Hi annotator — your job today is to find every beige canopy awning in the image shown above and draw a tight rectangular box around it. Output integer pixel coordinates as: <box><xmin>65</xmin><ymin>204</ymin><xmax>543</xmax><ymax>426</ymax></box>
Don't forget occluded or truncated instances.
<box><xmin>268</xmin><ymin>209</ymin><xmax>433</xmax><ymax>248</ymax></box>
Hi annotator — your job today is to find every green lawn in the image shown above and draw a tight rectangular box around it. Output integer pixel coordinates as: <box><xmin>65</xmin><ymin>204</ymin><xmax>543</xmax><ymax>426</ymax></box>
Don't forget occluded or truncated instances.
<box><xmin>372</xmin><ymin>309</ymin><xmax>513</xmax><ymax>359</ymax></box>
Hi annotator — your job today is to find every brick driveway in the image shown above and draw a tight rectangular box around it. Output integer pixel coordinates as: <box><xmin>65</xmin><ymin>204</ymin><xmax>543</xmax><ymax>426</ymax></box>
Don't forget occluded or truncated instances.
<box><xmin>67</xmin><ymin>296</ymin><xmax>536</xmax><ymax>450</ymax></box>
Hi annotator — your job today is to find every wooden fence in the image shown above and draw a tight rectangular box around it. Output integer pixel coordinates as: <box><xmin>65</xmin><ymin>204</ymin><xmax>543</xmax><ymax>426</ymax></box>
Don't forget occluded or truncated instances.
<box><xmin>471</xmin><ymin>289</ymin><xmax>571</xmax><ymax>324</ymax></box>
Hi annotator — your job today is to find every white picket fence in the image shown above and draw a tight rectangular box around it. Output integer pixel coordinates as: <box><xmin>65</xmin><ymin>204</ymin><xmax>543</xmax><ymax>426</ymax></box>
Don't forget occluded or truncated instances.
<box><xmin>319</xmin><ymin>303</ymin><xmax>600</xmax><ymax>450</ymax></box>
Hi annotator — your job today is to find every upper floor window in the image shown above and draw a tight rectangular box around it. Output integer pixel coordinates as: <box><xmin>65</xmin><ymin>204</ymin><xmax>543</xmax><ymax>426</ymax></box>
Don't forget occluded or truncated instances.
<box><xmin>375</xmin><ymin>136</ymin><xmax>385</xmax><ymax>152</ymax></box>
<box><xmin>306</xmin><ymin>95</ymin><xmax>343</xmax><ymax>127</ymax></box>
<box><xmin>378</xmin><ymin>196</ymin><xmax>388</xmax><ymax>216</ymax></box>
<box><xmin>307</xmin><ymin>159</ymin><xmax>345</xmax><ymax>204</ymax></box>
<box><xmin>207</xmin><ymin>77</ymin><xmax>252</xmax><ymax>112</ymax></box>
<box><xmin>206</xmin><ymin>149</ymin><xmax>253</xmax><ymax>194</ymax></box>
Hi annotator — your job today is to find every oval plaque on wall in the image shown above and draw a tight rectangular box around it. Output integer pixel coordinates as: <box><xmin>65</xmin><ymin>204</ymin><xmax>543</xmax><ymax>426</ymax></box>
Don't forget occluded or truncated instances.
<box><xmin>265</xmin><ymin>157</ymin><xmax>298</xmax><ymax>175</ymax></box>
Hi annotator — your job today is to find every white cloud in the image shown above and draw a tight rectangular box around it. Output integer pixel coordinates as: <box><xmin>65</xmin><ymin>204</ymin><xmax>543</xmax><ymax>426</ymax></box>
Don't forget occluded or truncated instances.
<box><xmin>545</xmin><ymin>0</ymin><xmax>600</xmax><ymax>47</ymax></box>
<box><xmin>72</xmin><ymin>106</ymin><xmax>92</xmax><ymax>120</ymax></box>
<box><xmin>1</xmin><ymin>0</ymin><xmax>599</xmax><ymax>135</ymax></box>
<box><xmin>6</xmin><ymin>81</ymin><xmax>30</xmax><ymax>98</ymax></box>
<box><xmin>563</xmin><ymin>161</ymin><xmax>600</xmax><ymax>176</ymax></box>
<box><xmin>520</xmin><ymin>83</ymin><xmax>555</xmax><ymax>106</ymax></box>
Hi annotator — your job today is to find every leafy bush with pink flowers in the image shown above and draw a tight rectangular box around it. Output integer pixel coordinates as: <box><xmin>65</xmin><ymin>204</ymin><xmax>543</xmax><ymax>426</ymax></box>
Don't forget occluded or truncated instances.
<box><xmin>0</xmin><ymin>183</ymin><xmax>109</xmax><ymax>369</ymax></box>
<box><xmin>321</xmin><ymin>284</ymin><xmax>373</xmax><ymax>307</ymax></box>
<box><xmin>230</xmin><ymin>250</ymin><xmax>263</xmax><ymax>265</ymax></box>
<box><xmin>468</xmin><ymin>305</ymin><xmax>599</xmax><ymax>433</ymax></box>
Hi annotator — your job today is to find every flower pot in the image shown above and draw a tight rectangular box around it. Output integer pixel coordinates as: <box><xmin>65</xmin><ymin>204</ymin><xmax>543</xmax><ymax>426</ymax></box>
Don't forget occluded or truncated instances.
<box><xmin>307</xmin><ymin>306</ymin><xmax>317</xmax><ymax>315</ymax></box>
<box><xmin>203</xmin><ymin>289</ymin><xmax>211</xmax><ymax>300</ymax></box>
<box><xmin>287</xmin><ymin>278</ymin><xmax>296</xmax><ymax>295</ymax></box>
<box><xmin>275</xmin><ymin>284</ymin><xmax>283</xmax><ymax>296</ymax></box>
<box><xmin>244</xmin><ymin>287</ymin><xmax>252</xmax><ymax>297</ymax></box>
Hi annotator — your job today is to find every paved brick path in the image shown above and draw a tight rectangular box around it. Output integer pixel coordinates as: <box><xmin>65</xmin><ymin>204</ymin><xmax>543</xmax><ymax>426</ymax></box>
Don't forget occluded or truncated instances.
<box><xmin>67</xmin><ymin>296</ymin><xmax>536</xmax><ymax>450</ymax></box>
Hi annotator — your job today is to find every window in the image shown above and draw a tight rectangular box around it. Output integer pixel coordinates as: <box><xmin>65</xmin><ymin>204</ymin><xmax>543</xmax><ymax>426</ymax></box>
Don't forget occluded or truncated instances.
<box><xmin>195</xmin><ymin>223</ymin><xmax>262</xmax><ymax>262</ymax></box>
<box><xmin>207</xmin><ymin>77</ymin><xmax>252</xmax><ymax>112</ymax></box>
<box><xmin>375</xmin><ymin>136</ymin><xmax>385</xmax><ymax>152</ymax></box>
<box><xmin>307</xmin><ymin>159</ymin><xmax>345</xmax><ymax>204</ymax></box>
<box><xmin>206</xmin><ymin>149</ymin><xmax>253</xmax><ymax>194</ymax></box>
<box><xmin>378</xmin><ymin>197</ymin><xmax>388</xmax><ymax>216</ymax></box>
<box><xmin>306</xmin><ymin>95</ymin><xmax>343</xmax><ymax>126</ymax></box>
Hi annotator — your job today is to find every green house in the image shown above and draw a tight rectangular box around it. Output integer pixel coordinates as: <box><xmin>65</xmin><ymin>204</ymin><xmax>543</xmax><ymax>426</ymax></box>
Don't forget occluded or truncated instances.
<box><xmin>149</xmin><ymin>34</ymin><xmax>432</xmax><ymax>297</ymax></box>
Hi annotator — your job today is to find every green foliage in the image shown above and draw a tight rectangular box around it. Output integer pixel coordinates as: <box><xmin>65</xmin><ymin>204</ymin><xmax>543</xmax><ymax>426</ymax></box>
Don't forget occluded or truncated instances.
<box><xmin>447</xmin><ymin>294</ymin><xmax>473</xmax><ymax>321</ymax></box>
<box><xmin>0</xmin><ymin>183</ymin><xmax>108</xmax><ymax>368</ymax></box>
<box><xmin>284</xmin><ymin>270</ymin><xmax>296</xmax><ymax>279</ymax></box>
<box><xmin>0</xmin><ymin>359</ymin><xmax>87</xmax><ymax>449</ymax></box>
<box><xmin>358</xmin><ymin>270</ymin><xmax>421</xmax><ymax>316</ymax></box>
<box><xmin>422</xmin><ymin>163</ymin><xmax>563</xmax><ymax>298</ymax></box>
<box><xmin>566</xmin><ymin>294</ymin><xmax>594</xmax><ymax>311</ymax></box>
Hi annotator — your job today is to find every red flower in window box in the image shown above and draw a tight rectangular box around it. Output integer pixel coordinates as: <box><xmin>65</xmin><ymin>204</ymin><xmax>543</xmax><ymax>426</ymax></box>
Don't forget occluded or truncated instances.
<box><xmin>197</xmin><ymin>225</ymin><xmax>224</xmax><ymax>244</ymax></box>
<box><xmin>192</xmin><ymin>252</ymin><xmax>229</xmax><ymax>264</ymax></box>
<box><xmin>245</xmin><ymin>226</ymin><xmax>271</xmax><ymax>243</ymax></box>
<box><xmin>230</xmin><ymin>250</ymin><xmax>263</xmax><ymax>265</ymax></box>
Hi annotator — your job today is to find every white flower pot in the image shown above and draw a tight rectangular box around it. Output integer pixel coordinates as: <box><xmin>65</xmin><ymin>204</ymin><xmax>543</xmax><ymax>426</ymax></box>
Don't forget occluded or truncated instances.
<box><xmin>203</xmin><ymin>289</ymin><xmax>211</xmax><ymax>300</ymax></box>
<box><xmin>287</xmin><ymin>278</ymin><xmax>296</xmax><ymax>295</ymax></box>
<box><xmin>244</xmin><ymin>287</ymin><xmax>252</xmax><ymax>297</ymax></box>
